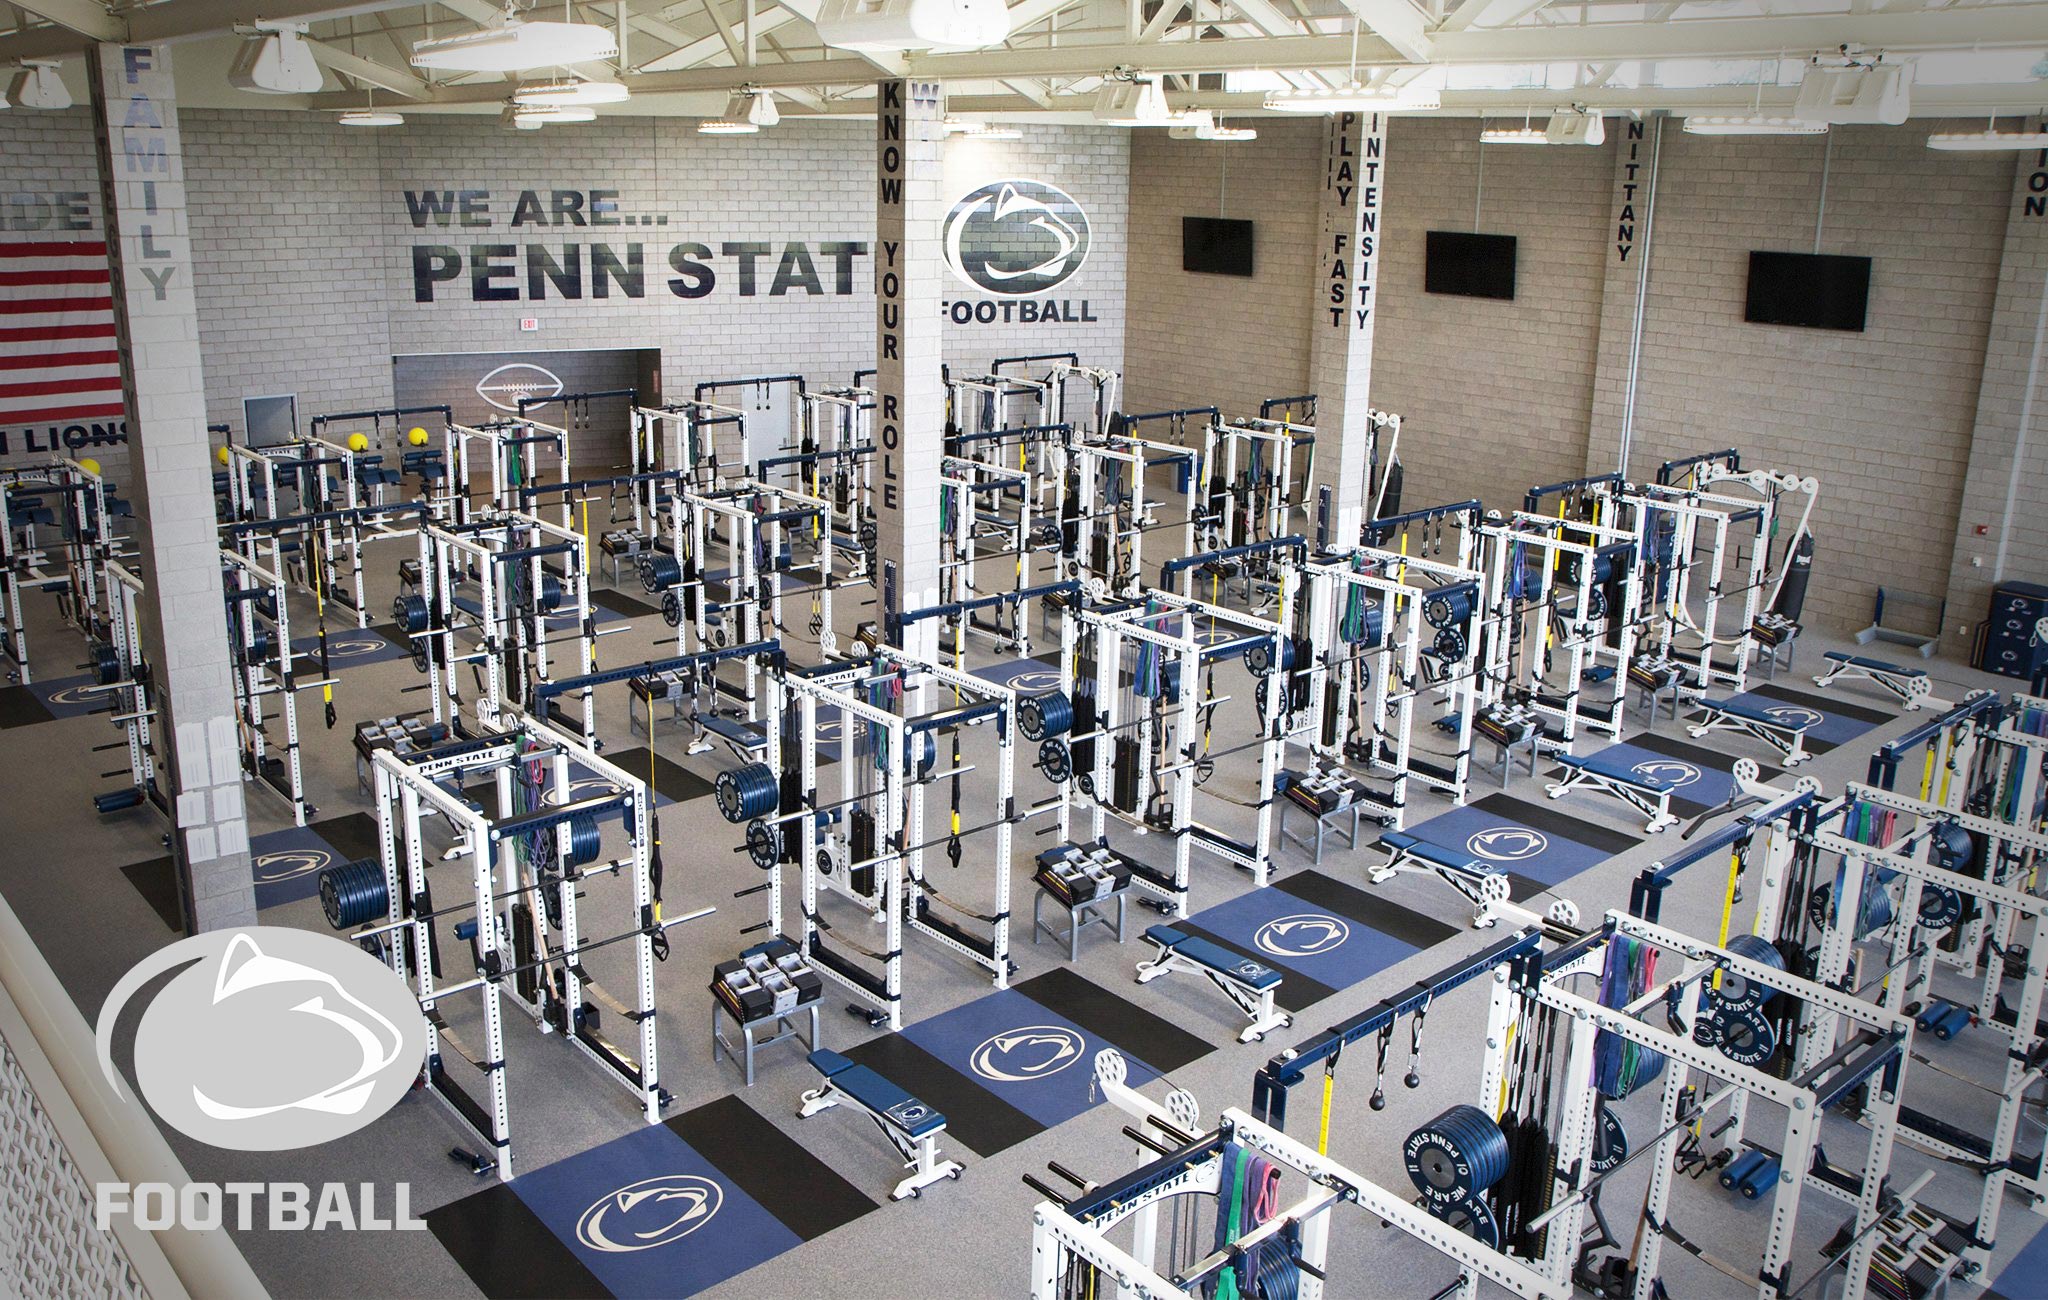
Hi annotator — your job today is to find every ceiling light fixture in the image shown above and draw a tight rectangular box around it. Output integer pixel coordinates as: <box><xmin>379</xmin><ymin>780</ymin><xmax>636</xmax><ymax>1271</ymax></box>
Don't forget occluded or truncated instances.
<box><xmin>1094</xmin><ymin>72</ymin><xmax>1172</xmax><ymax>126</ymax></box>
<box><xmin>340</xmin><ymin>109</ymin><xmax>405</xmax><ymax>126</ymax></box>
<box><xmin>412</xmin><ymin>2</ymin><xmax>617</xmax><ymax>73</ymax></box>
<box><xmin>1167</xmin><ymin>111</ymin><xmax>1256</xmax><ymax>141</ymax></box>
<box><xmin>1928</xmin><ymin>114</ymin><xmax>2048</xmax><ymax>150</ymax></box>
<box><xmin>513</xmin><ymin>77</ymin><xmax>630</xmax><ymax>106</ymax></box>
<box><xmin>1683</xmin><ymin>114</ymin><xmax>1829</xmax><ymax>136</ymax></box>
<box><xmin>1792</xmin><ymin>49</ymin><xmax>1911</xmax><ymax>126</ymax></box>
<box><xmin>944</xmin><ymin>117</ymin><xmax>1022</xmax><ymax>140</ymax></box>
<box><xmin>228</xmin><ymin>24</ymin><xmax>324</xmax><ymax>94</ymax></box>
<box><xmin>8</xmin><ymin>61</ymin><xmax>69</xmax><ymax>110</ymax></box>
<box><xmin>698</xmin><ymin>86</ymin><xmax>778</xmax><ymax>135</ymax></box>
<box><xmin>1480</xmin><ymin>106</ymin><xmax>1603</xmax><ymax>145</ymax></box>
<box><xmin>510</xmin><ymin>102</ymin><xmax>596</xmax><ymax>126</ymax></box>
<box><xmin>1263</xmin><ymin>81</ymin><xmax>1441</xmax><ymax>113</ymax></box>
<box><xmin>814</xmin><ymin>0</ymin><xmax>1012</xmax><ymax>53</ymax></box>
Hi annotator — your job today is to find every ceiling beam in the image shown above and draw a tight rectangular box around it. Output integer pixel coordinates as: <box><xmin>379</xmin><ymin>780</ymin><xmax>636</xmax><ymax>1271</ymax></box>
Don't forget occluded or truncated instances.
<box><xmin>9</xmin><ymin>0</ymin><xmax>119</xmax><ymax>43</ymax></box>
<box><xmin>638</xmin><ymin>6</ymin><xmax>798</xmax><ymax>71</ymax></box>
<box><xmin>1338</xmin><ymin>0</ymin><xmax>1430</xmax><ymax>61</ymax></box>
<box><xmin>302</xmin><ymin>33</ymin><xmax>429</xmax><ymax>96</ymax></box>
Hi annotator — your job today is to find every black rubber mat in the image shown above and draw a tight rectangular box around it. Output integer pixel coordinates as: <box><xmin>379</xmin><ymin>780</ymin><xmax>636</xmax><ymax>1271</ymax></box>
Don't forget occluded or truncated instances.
<box><xmin>666</xmin><ymin>1094</ymin><xmax>877</xmax><ymax>1240</ymax></box>
<box><xmin>631</xmin><ymin>746</ymin><xmax>716</xmax><ymax>804</ymax></box>
<box><xmin>312</xmin><ymin>810</ymin><xmax>382</xmax><ymax>863</ymax></box>
<box><xmin>1169</xmin><ymin>920</ymin><xmax>1335</xmax><ymax>1013</ymax></box>
<box><xmin>1751</xmin><ymin>682</ymin><xmax>1892</xmax><ymax>727</ymax></box>
<box><xmin>371</xmin><ymin>622</ymin><xmax>415</xmax><ymax>652</ymax></box>
<box><xmin>1014</xmin><ymin>967</ymin><xmax>1213</xmax><ymax>1074</ymax></box>
<box><xmin>841</xmin><ymin>1031</ymin><xmax>1043</xmax><ymax>1158</ymax></box>
<box><xmin>119</xmin><ymin>855</ymin><xmax>182</xmax><ymax>932</ymax></box>
<box><xmin>1280</xmin><ymin>871</ymin><xmax>1460</xmax><ymax>952</ymax></box>
<box><xmin>426</xmin><ymin>1182</ymin><xmax>607</xmax><ymax>1300</ymax></box>
<box><xmin>592</xmin><ymin>588</ymin><xmax>661</xmax><ymax>620</ymax></box>
<box><xmin>0</xmin><ymin>685</ymin><xmax>52</xmax><ymax>728</ymax></box>
<box><xmin>1469</xmin><ymin>791</ymin><xmax>1642</xmax><ymax>857</ymax></box>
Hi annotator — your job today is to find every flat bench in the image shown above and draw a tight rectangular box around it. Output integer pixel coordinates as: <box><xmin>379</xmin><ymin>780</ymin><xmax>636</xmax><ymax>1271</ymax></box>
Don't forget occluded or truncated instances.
<box><xmin>1546</xmin><ymin>751</ymin><xmax>1678</xmax><ymax>834</ymax></box>
<box><xmin>1687</xmin><ymin>697</ymin><xmax>1809</xmax><ymax>767</ymax></box>
<box><xmin>1373</xmin><ymin>831</ymin><xmax>1520</xmax><ymax>929</ymax></box>
<box><xmin>800</xmin><ymin>1048</ymin><xmax>961</xmax><ymax>1200</ymax></box>
<box><xmin>1814</xmin><ymin>651</ymin><xmax>1933</xmax><ymax>711</ymax></box>
<box><xmin>1135</xmin><ymin>925</ymin><xmax>1288</xmax><ymax>1043</ymax></box>
<box><xmin>696</xmin><ymin>711</ymin><xmax>767</xmax><ymax>761</ymax></box>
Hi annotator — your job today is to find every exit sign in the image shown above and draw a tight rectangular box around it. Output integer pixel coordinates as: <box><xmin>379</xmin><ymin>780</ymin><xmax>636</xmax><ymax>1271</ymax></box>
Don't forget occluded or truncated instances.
<box><xmin>519</xmin><ymin>317</ymin><xmax>540</xmax><ymax>332</ymax></box>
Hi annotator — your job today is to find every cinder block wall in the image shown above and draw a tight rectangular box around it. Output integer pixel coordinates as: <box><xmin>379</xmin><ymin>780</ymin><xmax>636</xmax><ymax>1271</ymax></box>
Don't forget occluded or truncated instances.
<box><xmin>1127</xmin><ymin>113</ymin><xmax>2038</xmax><ymax>647</ymax></box>
<box><xmin>0</xmin><ymin>111</ymin><xmax>1129</xmax><ymax>476</ymax></box>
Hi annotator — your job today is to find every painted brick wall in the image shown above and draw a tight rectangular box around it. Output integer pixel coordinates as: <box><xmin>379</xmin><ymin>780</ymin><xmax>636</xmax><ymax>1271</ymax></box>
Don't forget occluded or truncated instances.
<box><xmin>1127</xmin><ymin>114</ymin><xmax>2019</xmax><ymax>640</ymax></box>
<box><xmin>0</xmin><ymin>110</ymin><xmax>1128</xmax><ymax>473</ymax></box>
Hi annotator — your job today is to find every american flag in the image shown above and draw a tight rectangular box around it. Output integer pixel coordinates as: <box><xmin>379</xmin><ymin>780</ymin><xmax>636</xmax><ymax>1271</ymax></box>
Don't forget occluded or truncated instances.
<box><xmin>0</xmin><ymin>239</ymin><xmax>123</xmax><ymax>428</ymax></box>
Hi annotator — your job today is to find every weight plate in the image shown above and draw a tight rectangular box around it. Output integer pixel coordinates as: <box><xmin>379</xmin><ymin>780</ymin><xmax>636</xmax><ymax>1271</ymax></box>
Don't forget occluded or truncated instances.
<box><xmin>1037</xmin><ymin>739</ymin><xmax>1072</xmax><ymax>784</ymax></box>
<box><xmin>745</xmin><ymin>819</ymin><xmax>780</xmax><ymax>870</ymax></box>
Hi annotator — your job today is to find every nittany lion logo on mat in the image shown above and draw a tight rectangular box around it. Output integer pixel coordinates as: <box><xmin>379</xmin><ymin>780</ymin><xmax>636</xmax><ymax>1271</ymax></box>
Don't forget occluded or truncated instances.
<box><xmin>575</xmin><ymin>1176</ymin><xmax>724</xmax><ymax>1253</ymax></box>
<box><xmin>1467</xmin><ymin>827</ymin><xmax>1549</xmax><ymax>863</ymax></box>
<box><xmin>970</xmin><ymin>1025</ymin><xmax>1085</xmax><ymax>1083</ymax></box>
<box><xmin>943</xmin><ymin>180</ymin><xmax>1090</xmax><ymax>297</ymax></box>
<box><xmin>475</xmin><ymin>362</ymin><xmax>564</xmax><ymax>413</ymax></box>
<box><xmin>1762</xmin><ymin>704</ymin><xmax>1825</xmax><ymax>728</ymax></box>
<box><xmin>328</xmin><ymin>636</ymin><xmax>387</xmax><ymax>660</ymax></box>
<box><xmin>43</xmin><ymin>682</ymin><xmax>102</xmax><ymax>707</ymax></box>
<box><xmin>95</xmin><ymin>928</ymin><xmax>427</xmax><ymax>1151</ymax></box>
<box><xmin>1255</xmin><ymin>914</ymin><xmax>1350</xmax><ymax>958</ymax></box>
<box><xmin>1630</xmin><ymin>759</ymin><xmax>1702</xmax><ymax>788</ymax></box>
<box><xmin>254</xmin><ymin>846</ymin><xmax>331</xmax><ymax>884</ymax></box>
<box><xmin>1008</xmin><ymin>668</ymin><xmax>1063</xmax><ymax>695</ymax></box>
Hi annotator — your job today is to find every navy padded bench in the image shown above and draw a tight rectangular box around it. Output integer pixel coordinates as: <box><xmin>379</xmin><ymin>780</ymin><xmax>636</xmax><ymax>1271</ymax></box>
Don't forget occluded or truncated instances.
<box><xmin>1373</xmin><ymin>831</ymin><xmax>1521</xmax><ymax>930</ymax></box>
<box><xmin>1135</xmin><ymin>925</ymin><xmax>1288</xmax><ymax>1043</ymax></box>
<box><xmin>1814</xmin><ymin>651</ymin><xmax>1933</xmax><ymax>711</ymax></box>
<box><xmin>695</xmin><ymin>710</ymin><xmax>767</xmax><ymax>760</ymax></box>
<box><xmin>799</xmin><ymin>1048</ymin><xmax>961</xmax><ymax>1200</ymax></box>
<box><xmin>1688</xmin><ymin>697</ymin><xmax>1809</xmax><ymax>767</ymax></box>
<box><xmin>1546</xmin><ymin>751</ymin><xmax>1678</xmax><ymax>833</ymax></box>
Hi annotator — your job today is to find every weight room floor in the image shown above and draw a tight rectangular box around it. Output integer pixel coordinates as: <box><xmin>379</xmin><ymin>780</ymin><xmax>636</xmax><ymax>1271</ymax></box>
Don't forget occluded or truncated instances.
<box><xmin>6</xmin><ymin>563</ymin><xmax>2045</xmax><ymax>1300</ymax></box>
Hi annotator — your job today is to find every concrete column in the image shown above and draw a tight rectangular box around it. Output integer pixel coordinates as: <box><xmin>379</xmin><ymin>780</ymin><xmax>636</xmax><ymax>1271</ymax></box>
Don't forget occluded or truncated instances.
<box><xmin>1304</xmin><ymin>111</ymin><xmax>1387</xmax><ymax>547</ymax></box>
<box><xmin>89</xmin><ymin>44</ymin><xmax>255</xmax><ymax>933</ymax></box>
<box><xmin>1943</xmin><ymin>121</ymin><xmax>2048</xmax><ymax>650</ymax></box>
<box><xmin>1585</xmin><ymin>115</ymin><xmax>1665</xmax><ymax>478</ymax></box>
<box><xmin>874</xmin><ymin>77</ymin><xmax>946</xmax><ymax>657</ymax></box>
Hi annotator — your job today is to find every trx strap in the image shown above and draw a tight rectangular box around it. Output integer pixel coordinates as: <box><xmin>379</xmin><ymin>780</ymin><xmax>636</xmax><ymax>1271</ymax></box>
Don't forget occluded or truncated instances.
<box><xmin>646</xmin><ymin>693</ymin><xmax>669</xmax><ymax>962</ymax></box>
<box><xmin>309</xmin><ymin>539</ymin><xmax>336</xmax><ymax>729</ymax></box>
<box><xmin>1318</xmin><ymin>1041</ymin><xmax>1342</xmax><ymax>1156</ymax></box>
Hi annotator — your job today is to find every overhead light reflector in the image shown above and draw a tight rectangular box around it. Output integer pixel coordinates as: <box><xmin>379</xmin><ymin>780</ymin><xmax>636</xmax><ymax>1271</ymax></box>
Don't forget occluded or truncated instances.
<box><xmin>1792</xmin><ymin>57</ymin><xmax>1911</xmax><ymax>126</ymax></box>
<box><xmin>1167</xmin><ymin>111</ymin><xmax>1256</xmax><ymax>141</ymax></box>
<box><xmin>945</xmin><ymin>117</ymin><xmax>1022</xmax><ymax>140</ymax></box>
<box><xmin>339</xmin><ymin>109</ymin><xmax>405</xmax><ymax>127</ymax></box>
<box><xmin>228</xmin><ymin>26</ymin><xmax>324</xmax><ymax>94</ymax></box>
<box><xmin>8</xmin><ymin>62</ymin><xmax>69</xmax><ymax>111</ymax></box>
<box><xmin>699</xmin><ymin>87</ymin><xmax>777</xmax><ymax>135</ymax></box>
<box><xmin>412</xmin><ymin>17</ymin><xmax>617</xmax><ymax>72</ymax></box>
<box><xmin>814</xmin><ymin>0</ymin><xmax>1012</xmax><ymax>52</ymax></box>
<box><xmin>1094</xmin><ymin>77</ymin><xmax>1172</xmax><ymax>126</ymax></box>
<box><xmin>510</xmin><ymin>103</ymin><xmax>596</xmax><ymax>126</ymax></box>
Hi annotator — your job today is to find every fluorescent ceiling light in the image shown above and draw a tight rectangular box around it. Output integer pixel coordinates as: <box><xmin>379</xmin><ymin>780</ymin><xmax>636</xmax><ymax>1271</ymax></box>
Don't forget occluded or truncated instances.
<box><xmin>1479</xmin><ymin>126</ymin><xmax>1548</xmax><ymax>144</ymax></box>
<box><xmin>412</xmin><ymin>18</ymin><xmax>617</xmax><ymax>72</ymax></box>
<box><xmin>1167</xmin><ymin>111</ymin><xmax>1256</xmax><ymax>142</ymax></box>
<box><xmin>339</xmin><ymin>109</ymin><xmax>405</xmax><ymax>126</ymax></box>
<box><xmin>512</xmin><ymin>103</ymin><xmax>596</xmax><ymax>124</ymax></box>
<box><xmin>513</xmin><ymin>78</ymin><xmax>630</xmax><ymax>106</ymax></box>
<box><xmin>8</xmin><ymin>62</ymin><xmax>68</xmax><ymax>110</ymax></box>
<box><xmin>945</xmin><ymin>118</ymin><xmax>1022</xmax><ymax>141</ymax></box>
<box><xmin>699</xmin><ymin>87</ymin><xmax>777</xmax><ymax>135</ymax></box>
<box><xmin>1094</xmin><ymin>77</ymin><xmax>1172</xmax><ymax>126</ymax></box>
<box><xmin>1683</xmin><ymin>114</ymin><xmax>1828</xmax><ymax>136</ymax></box>
<box><xmin>1927</xmin><ymin>119</ymin><xmax>2048</xmax><ymax>151</ymax></box>
<box><xmin>1263</xmin><ymin>81</ymin><xmax>1441</xmax><ymax>114</ymax></box>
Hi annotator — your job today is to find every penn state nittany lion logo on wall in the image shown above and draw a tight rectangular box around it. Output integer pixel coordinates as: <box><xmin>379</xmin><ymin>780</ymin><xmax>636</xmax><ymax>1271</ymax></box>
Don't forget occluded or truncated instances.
<box><xmin>95</xmin><ymin>928</ymin><xmax>428</xmax><ymax>1151</ymax></box>
<box><xmin>943</xmin><ymin>180</ymin><xmax>1090</xmax><ymax>297</ymax></box>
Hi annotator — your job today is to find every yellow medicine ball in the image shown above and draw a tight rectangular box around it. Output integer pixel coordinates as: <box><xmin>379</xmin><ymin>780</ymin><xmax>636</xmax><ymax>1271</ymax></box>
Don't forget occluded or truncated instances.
<box><xmin>77</xmin><ymin>457</ymin><xmax>100</xmax><ymax>477</ymax></box>
<box><xmin>346</xmin><ymin>432</ymin><xmax>370</xmax><ymax>453</ymax></box>
<box><xmin>217</xmin><ymin>446</ymin><xmax>230</xmax><ymax>465</ymax></box>
<box><xmin>407</xmin><ymin>426</ymin><xmax>430</xmax><ymax>447</ymax></box>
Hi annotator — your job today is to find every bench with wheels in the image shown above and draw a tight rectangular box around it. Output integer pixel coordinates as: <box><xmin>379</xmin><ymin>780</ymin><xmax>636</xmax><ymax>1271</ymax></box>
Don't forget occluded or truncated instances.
<box><xmin>1372</xmin><ymin>831</ymin><xmax>1523</xmax><ymax>929</ymax></box>
<box><xmin>1135</xmin><ymin>925</ymin><xmax>1289</xmax><ymax>1043</ymax></box>
<box><xmin>799</xmin><ymin>1049</ymin><xmax>962</xmax><ymax>1200</ymax></box>
<box><xmin>1687</xmin><ymin>697</ymin><xmax>1809</xmax><ymax>766</ymax></box>
<box><xmin>1813</xmin><ymin>651</ymin><xmax>1935</xmax><ymax>710</ymax></box>
<box><xmin>1546</xmin><ymin>751</ymin><xmax>1678</xmax><ymax>834</ymax></box>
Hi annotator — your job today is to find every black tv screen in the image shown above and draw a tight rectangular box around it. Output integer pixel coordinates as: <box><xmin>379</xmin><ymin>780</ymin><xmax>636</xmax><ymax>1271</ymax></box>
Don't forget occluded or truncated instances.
<box><xmin>1183</xmin><ymin>217</ymin><xmax>1254</xmax><ymax>277</ymax></box>
<box><xmin>1745</xmin><ymin>251</ymin><xmax>1871</xmax><ymax>332</ymax></box>
<box><xmin>1426</xmin><ymin>231</ymin><xmax>1517</xmax><ymax>301</ymax></box>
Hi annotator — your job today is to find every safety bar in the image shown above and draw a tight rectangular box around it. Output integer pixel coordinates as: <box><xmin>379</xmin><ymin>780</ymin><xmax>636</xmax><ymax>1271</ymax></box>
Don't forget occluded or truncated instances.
<box><xmin>1364</xmin><ymin>500</ymin><xmax>1484</xmax><ymax>545</ymax></box>
<box><xmin>518</xmin><ymin>388</ymin><xmax>638</xmax><ymax>416</ymax></box>
<box><xmin>899</xmin><ymin>579</ymin><xmax>1081</xmax><ymax>628</ymax></box>
<box><xmin>755</xmin><ymin>445</ymin><xmax>874</xmax><ymax>475</ymax></box>
<box><xmin>1523</xmin><ymin>473</ymin><xmax>1624</xmax><ymax>514</ymax></box>
<box><xmin>222</xmin><ymin>500</ymin><xmax>429</xmax><ymax>537</ymax></box>
<box><xmin>532</xmin><ymin>639</ymin><xmax>782</xmax><ymax>699</ymax></box>
<box><xmin>945</xmin><ymin>421</ymin><xmax>1072</xmax><ymax>449</ymax></box>
<box><xmin>695</xmin><ymin>374</ymin><xmax>806</xmax><ymax>401</ymax></box>
<box><xmin>989</xmin><ymin>352</ymin><xmax>1079</xmax><ymax>374</ymax></box>
<box><xmin>1160</xmin><ymin>535</ymin><xmax>1307</xmax><ymax>581</ymax></box>
<box><xmin>1123</xmin><ymin>406</ymin><xmax>1220</xmax><ymax>427</ymax></box>
<box><xmin>1655</xmin><ymin>448</ymin><xmax>1741</xmax><ymax>486</ymax></box>
<box><xmin>518</xmin><ymin>468</ymin><xmax>683</xmax><ymax>502</ymax></box>
<box><xmin>309</xmin><ymin>404</ymin><xmax>452</xmax><ymax>428</ymax></box>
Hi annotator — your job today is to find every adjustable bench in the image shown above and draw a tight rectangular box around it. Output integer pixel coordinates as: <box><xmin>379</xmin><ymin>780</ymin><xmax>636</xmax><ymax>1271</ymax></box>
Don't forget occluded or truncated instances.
<box><xmin>1688</xmin><ymin>697</ymin><xmax>1809</xmax><ymax>766</ymax></box>
<box><xmin>1135</xmin><ymin>925</ymin><xmax>1288</xmax><ymax>1043</ymax></box>
<box><xmin>1814</xmin><ymin>651</ymin><xmax>1933</xmax><ymax>710</ymax></box>
<box><xmin>799</xmin><ymin>1048</ymin><xmax>961</xmax><ymax>1200</ymax></box>
<box><xmin>1373</xmin><ymin>832</ymin><xmax>1521</xmax><ymax>929</ymax></box>
<box><xmin>1546</xmin><ymin>752</ymin><xmax>1678</xmax><ymax>834</ymax></box>
<box><xmin>694</xmin><ymin>710</ymin><xmax>767</xmax><ymax>760</ymax></box>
